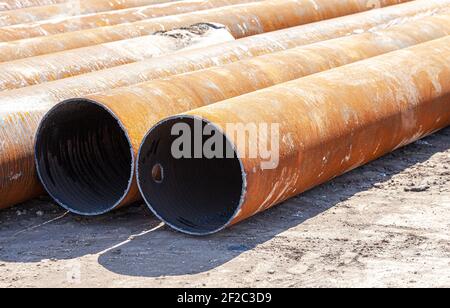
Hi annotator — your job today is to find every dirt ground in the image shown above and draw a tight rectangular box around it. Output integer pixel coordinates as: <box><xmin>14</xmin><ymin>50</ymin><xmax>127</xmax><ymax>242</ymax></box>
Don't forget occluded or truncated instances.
<box><xmin>0</xmin><ymin>127</ymin><xmax>449</xmax><ymax>288</ymax></box>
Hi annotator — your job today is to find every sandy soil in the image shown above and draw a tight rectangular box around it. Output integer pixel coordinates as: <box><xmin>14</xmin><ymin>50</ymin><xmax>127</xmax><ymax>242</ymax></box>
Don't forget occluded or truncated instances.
<box><xmin>0</xmin><ymin>127</ymin><xmax>449</xmax><ymax>288</ymax></box>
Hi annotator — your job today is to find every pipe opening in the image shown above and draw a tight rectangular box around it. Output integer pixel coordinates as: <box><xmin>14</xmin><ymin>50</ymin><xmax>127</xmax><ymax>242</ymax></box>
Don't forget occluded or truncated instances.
<box><xmin>35</xmin><ymin>99</ymin><xmax>134</xmax><ymax>215</ymax></box>
<box><xmin>152</xmin><ymin>163</ymin><xmax>164</xmax><ymax>184</ymax></box>
<box><xmin>137</xmin><ymin>116</ymin><xmax>245</xmax><ymax>235</ymax></box>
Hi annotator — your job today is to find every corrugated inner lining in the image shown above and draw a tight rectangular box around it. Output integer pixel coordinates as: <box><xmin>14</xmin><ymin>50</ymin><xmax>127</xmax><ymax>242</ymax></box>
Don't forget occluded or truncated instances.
<box><xmin>35</xmin><ymin>100</ymin><xmax>133</xmax><ymax>215</ymax></box>
<box><xmin>138</xmin><ymin>117</ymin><xmax>244</xmax><ymax>235</ymax></box>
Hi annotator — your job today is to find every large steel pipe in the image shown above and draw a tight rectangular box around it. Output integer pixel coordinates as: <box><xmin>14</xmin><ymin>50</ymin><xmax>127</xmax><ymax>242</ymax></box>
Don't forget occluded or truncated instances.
<box><xmin>0</xmin><ymin>24</ymin><xmax>233</xmax><ymax>209</ymax></box>
<box><xmin>0</xmin><ymin>0</ymin><xmax>444</xmax><ymax>209</ymax></box>
<box><xmin>33</xmin><ymin>12</ymin><xmax>450</xmax><ymax>215</ymax></box>
<box><xmin>0</xmin><ymin>0</ymin><xmax>257</xmax><ymax>29</ymax></box>
<box><xmin>0</xmin><ymin>0</ymin><xmax>68</xmax><ymax>11</ymax></box>
<box><xmin>136</xmin><ymin>37</ymin><xmax>450</xmax><ymax>235</ymax></box>
<box><xmin>0</xmin><ymin>0</ymin><xmax>445</xmax><ymax>89</ymax></box>
<box><xmin>0</xmin><ymin>0</ymin><xmax>177</xmax><ymax>24</ymax></box>
<box><xmin>0</xmin><ymin>23</ymin><xmax>235</xmax><ymax>91</ymax></box>
<box><xmin>0</xmin><ymin>0</ymin><xmax>409</xmax><ymax>61</ymax></box>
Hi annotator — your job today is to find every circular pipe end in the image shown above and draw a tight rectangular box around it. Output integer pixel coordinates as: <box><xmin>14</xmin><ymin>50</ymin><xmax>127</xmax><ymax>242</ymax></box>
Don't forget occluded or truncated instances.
<box><xmin>137</xmin><ymin>116</ymin><xmax>246</xmax><ymax>236</ymax></box>
<box><xmin>35</xmin><ymin>99</ymin><xmax>134</xmax><ymax>216</ymax></box>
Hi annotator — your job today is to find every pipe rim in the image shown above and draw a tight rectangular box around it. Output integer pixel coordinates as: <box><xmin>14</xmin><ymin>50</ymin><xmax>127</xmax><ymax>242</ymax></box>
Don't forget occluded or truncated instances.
<box><xmin>137</xmin><ymin>115</ymin><xmax>247</xmax><ymax>236</ymax></box>
<box><xmin>34</xmin><ymin>98</ymin><xmax>135</xmax><ymax>216</ymax></box>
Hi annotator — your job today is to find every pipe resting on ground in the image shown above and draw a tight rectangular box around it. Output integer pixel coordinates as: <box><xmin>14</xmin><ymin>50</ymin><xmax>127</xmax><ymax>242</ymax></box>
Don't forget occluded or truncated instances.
<box><xmin>0</xmin><ymin>0</ymin><xmax>443</xmax><ymax>209</ymax></box>
<box><xmin>138</xmin><ymin>37</ymin><xmax>450</xmax><ymax>235</ymax></box>
<box><xmin>34</xmin><ymin>12</ymin><xmax>450</xmax><ymax>215</ymax></box>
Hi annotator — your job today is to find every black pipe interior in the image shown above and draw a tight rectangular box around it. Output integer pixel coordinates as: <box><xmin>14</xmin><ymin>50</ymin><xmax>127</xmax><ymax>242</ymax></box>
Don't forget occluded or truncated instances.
<box><xmin>35</xmin><ymin>99</ymin><xmax>133</xmax><ymax>215</ymax></box>
<box><xmin>138</xmin><ymin>117</ymin><xmax>245</xmax><ymax>235</ymax></box>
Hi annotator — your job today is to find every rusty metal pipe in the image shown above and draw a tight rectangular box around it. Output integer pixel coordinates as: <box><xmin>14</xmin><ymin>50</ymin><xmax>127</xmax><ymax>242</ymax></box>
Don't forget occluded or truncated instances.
<box><xmin>137</xmin><ymin>37</ymin><xmax>450</xmax><ymax>235</ymax></box>
<box><xmin>0</xmin><ymin>24</ymin><xmax>232</xmax><ymax>209</ymax></box>
<box><xmin>0</xmin><ymin>23</ymin><xmax>235</xmax><ymax>91</ymax></box>
<box><xmin>33</xmin><ymin>12</ymin><xmax>450</xmax><ymax>215</ymax></box>
<box><xmin>0</xmin><ymin>0</ymin><xmax>444</xmax><ymax>209</ymax></box>
<box><xmin>0</xmin><ymin>0</ymin><xmax>258</xmax><ymax>30</ymax></box>
<box><xmin>0</xmin><ymin>0</ymin><xmax>177</xmax><ymax>23</ymax></box>
<box><xmin>0</xmin><ymin>0</ymin><xmax>69</xmax><ymax>11</ymax></box>
<box><xmin>0</xmin><ymin>0</ymin><xmax>409</xmax><ymax>61</ymax></box>
<box><xmin>0</xmin><ymin>0</ymin><xmax>445</xmax><ymax>90</ymax></box>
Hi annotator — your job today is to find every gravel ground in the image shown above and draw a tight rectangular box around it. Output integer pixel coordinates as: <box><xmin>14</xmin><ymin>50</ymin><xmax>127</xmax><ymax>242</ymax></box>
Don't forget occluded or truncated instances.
<box><xmin>0</xmin><ymin>127</ymin><xmax>449</xmax><ymax>288</ymax></box>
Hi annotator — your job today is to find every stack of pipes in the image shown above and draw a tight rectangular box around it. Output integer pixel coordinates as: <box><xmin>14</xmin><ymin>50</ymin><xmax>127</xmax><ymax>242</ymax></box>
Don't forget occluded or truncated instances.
<box><xmin>0</xmin><ymin>0</ymin><xmax>449</xmax><ymax>235</ymax></box>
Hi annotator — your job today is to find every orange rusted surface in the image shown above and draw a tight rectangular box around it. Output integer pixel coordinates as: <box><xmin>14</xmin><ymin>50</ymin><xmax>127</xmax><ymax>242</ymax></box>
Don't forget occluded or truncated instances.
<box><xmin>0</xmin><ymin>0</ymin><xmax>445</xmax><ymax>89</ymax></box>
<box><xmin>0</xmin><ymin>110</ymin><xmax>46</xmax><ymax>207</ymax></box>
<box><xmin>139</xmin><ymin>36</ymin><xmax>450</xmax><ymax>234</ymax></box>
<box><xmin>0</xmin><ymin>25</ymin><xmax>232</xmax><ymax>209</ymax></box>
<box><xmin>0</xmin><ymin>0</ymin><xmax>68</xmax><ymax>11</ymax></box>
<box><xmin>0</xmin><ymin>0</ymin><xmax>177</xmax><ymax>25</ymax></box>
<box><xmin>0</xmin><ymin>24</ymin><xmax>235</xmax><ymax>91</ymax></box>
<box><xmin>0</xmin><ymin>0</ymin><xmax>258</xmax><ymax>30</ymax></box>
<box><xmin>0</xmin><ymin>0</ymin><xmax>409</xmax><ymax>61</ymax></box>
<box><xmin>33</xmin><ymin>11</ymin><xmax>450</xmax><ymax>215</ymax></box>
<box><xmin>0</xmin><ymin>0</ymin><xmax>444</xmax><ymax>209</ymax></box>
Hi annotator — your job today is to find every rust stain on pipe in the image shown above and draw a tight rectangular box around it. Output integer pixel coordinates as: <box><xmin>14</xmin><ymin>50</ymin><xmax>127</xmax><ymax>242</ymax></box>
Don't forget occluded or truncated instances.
<box><xmin>0</xmin><ymin>111</ymin><xmax>46</xmax><ymax>207</ymax></box>
<box><xmin>0</xmin><ymin>0</ymin><xmax>68</xmax><ymax>11</ymax></box>
<box><xmin>0</xmin><ymin>0</ymin><xmax>444</xmax><ymax>210</ymax></box>
<box><xmin>33</xmin><ymin>12</ymin><xmax>450</xmax><ymax>215</ymax></box>
<box><xmin>136</xmin><ymin>36</ymin><xmax>450</xmax><ymax>235</ymax></box>
<box><xmin>0</xmin><ymin>0</ymin><xmax>410</xmax><ymax>61</ymax></box>
<box><xmin>0</xmin><ymin>0</ymin><xmax>258</xmax><ymax>30</ymax></box>
<box><xmin>0</xmin><ymin>0</ymin><xmax>445</xmax><ymax>90</ymax></box>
